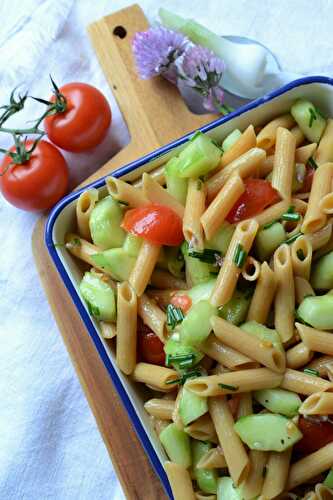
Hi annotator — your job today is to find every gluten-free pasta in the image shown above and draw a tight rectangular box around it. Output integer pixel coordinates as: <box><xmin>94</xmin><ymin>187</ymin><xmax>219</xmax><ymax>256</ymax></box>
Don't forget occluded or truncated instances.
<box><xmin>66</xmin><ymin>99</ymin><xmax>333</xmax><ymax>498</ymax></box>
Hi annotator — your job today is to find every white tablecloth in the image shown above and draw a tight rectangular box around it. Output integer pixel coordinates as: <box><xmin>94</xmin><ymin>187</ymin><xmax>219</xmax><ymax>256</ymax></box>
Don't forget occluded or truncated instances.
<box><xmin>0</xmin><ymin>1</ymin><xmax>332</xmax><ymax>499</ymax></box>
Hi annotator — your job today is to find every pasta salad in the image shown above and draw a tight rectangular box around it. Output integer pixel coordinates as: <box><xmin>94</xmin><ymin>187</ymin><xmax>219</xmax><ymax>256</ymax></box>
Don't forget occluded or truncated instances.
<box><xmin>66</xmin><ymin>98</ymin><xmax>333</xmax><ymax>500</ymax></box>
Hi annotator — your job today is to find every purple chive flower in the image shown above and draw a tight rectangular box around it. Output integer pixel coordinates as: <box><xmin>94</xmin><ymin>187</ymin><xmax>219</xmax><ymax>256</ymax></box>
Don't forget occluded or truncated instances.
<box><xmin>179</xmin><ymin>45</ymin><xmax>226</xmax><ymax>112</ymax></box>
<box><xmin>132</xmin><ymin>26</ymin><xmax>188</xmax><ymax>84</ymax></box>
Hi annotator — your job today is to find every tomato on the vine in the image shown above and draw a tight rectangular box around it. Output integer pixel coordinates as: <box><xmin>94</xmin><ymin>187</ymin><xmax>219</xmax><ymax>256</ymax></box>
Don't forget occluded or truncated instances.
<box><xmin>295</xmin><ymin>416</ymin><xmax>333</xmax><ymax>455</ymax></box>
<box><xmin>44</xmin><ymin>82</ymin><xmax>111</xmax><ymax>152</ymax></box>
<box><xmin>0</xmin><ymin>140</ymin><xmax>68</xmax><ymax>211</ymax></box>
<box><xmin>137</xmin><ymin>320</ymin><xmax>165</xmax><ymax>366</ymax></box>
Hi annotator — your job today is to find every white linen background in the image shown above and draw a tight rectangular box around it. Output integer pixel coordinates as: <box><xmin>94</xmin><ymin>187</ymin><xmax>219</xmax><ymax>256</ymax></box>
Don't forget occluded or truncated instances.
<box><xmin>0</xmin><ymin>1</ymin><xmax>332</xmax><ymax>499</ymax></box>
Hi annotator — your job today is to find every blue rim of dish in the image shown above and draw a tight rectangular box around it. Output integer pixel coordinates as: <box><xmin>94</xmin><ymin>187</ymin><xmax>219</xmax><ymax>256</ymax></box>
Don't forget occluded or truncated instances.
<box><xmin>45</xmin><ymin>75</ymin><xmax>333</xmax><ymax>499</ymax></box>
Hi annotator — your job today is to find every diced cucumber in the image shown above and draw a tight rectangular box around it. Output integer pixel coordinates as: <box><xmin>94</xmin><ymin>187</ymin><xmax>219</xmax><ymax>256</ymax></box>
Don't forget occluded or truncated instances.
<box><xmin>324</xmin><ymin>468</ymin><xmax>333</xmax><ymax>489</ymax></box>
<box><xmin>182</xmin><ymin>241</ymin><xmax>212</xmax><ymax>286</ymax></box>
<box><xmin>254</xmin><ymin>388</ymin><xmax>301</xmax><ymax>417</ymax></box>
<box><xmin>79</xmin><ymin>271</ymin><xmax>116</xmax><ymax>322</ymax></box>
<box><xmin>185</xmin><ymin>279</ymin><xmax>217</xmax><ymax>305</ymax></box>
<box><xmin>175</xmin><ymin>133</ymin><xmax>221</xmax><ymax>178</ymax></box>
<box><xmin>297</xmin><ymin>294</ymin><xmax>333</xmax><ymax>329</ymax></box>
<box><xmin>159</xmin><ymin>423</ymin><xmax>192</xmax><ymax>468</ymax></box>
<box><xmin>217</xmin><ymin>477</ymin><xmax>243</xmax><ymax>500</ymax></box>
<box><xmin>89</xmin><ymin>195</ymin><xmax>126</xmax><ymax>249</ymax></box>
<box><xmin>291</xmin><ymin>99</ymin><xmax>326</xmax><ymax>143</ymax></box>
<box><xmin>234</xmin><ymin>414</ymin><xmax>302</xmax><ymax>452</ymax></box>
<box><xmin>192</xmin><ymin>441</ymin><xmax>218</xmax><ymax>494</ymax></box>
<box><xmin>164</xmin><ymin>336</ymin><xmax>204</xmax><ymax>370</ymax></box>
<box><xmin>91</xmin><ymin>248</ymin><xmax>136</xmax><ymax>281</ymax></box>
<box><xmin>122</xmin><ymin>233</ymin><xmax>142</xmax><ymax>257</ymax></box>
<box><xmin>311</xmin><ymin>251</ymin><xmax>333</xmax><ymax>290</ymax></box>
<box><xmin>179</xmin><ymin>387</ymin><xmax>208</xmax><ymax>427</ymax></box>
<box><xmin>240</xmin><ymin>321</ymin><xmax>283</xmax><ymax>352</ymax></box>
<box><xmin>180</xmin><ymin>300</ymin><xmax>217</xmax><ymax>346</ymax></box>
<box><xmin>165</xmin><ymin>157</ymin><xmax>188</xmax><ymax>204</ymax></box>
<box><xmin>206</xmin><ymin>222</ymin><xmax>235</xmax><ymax>255</ymax></box>
<box><xmin>255</xmin><ymin>222</ymin><xmax>286</xmax><ymax>262</ymax></box>
<box><xmin>218</xmin><ymin>289</ymin><xmax>251</xmax><ymax>326</ymax></box>
<box><xmin>222</xmin><ymin>129</ymin><xmax>242</xmax><ymax>152</ymax></box>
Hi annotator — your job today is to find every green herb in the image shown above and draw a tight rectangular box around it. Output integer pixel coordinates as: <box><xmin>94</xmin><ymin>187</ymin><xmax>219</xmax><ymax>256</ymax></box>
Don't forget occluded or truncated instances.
<box><xmin>188</xmin><ymin>248</ymin><xmax>221</xmax><ymax>264</ymax></box>
<box><xmin>287</xmin><ymin>205</ymin><xmax>295</xmax><ymax>213</ymax></box>
<box><xmin>117</xmin><ymin>199</ymin><xmax>129</xmax><ymax>206</ymax></box>
<box><xmin>309</xmin><ymin>107</ymin><xmax>317</xmax><ymax>128</ymax></box>
<box><xmin>303</xmin><ymin>368</ymin><xmax>319</xmax><ymax>377</ymax></box>
<box><xmin>285</xmin><ymin>232</ymin><xmax>302</xmax><ymax>245</ymax></box>
<box><xmin>308</xmin><ymin>156</ymin><xmax>318</xmax><ymax>170</ymax></box>
<box><xmin>296</xmin><ymin>249</ymin><xmax>305</xmax><ymax>261</ymax></box>
<box><xmin>190</xmin><ymin>130</ymin><xmax>203</xmax><ymax>142</ymax></box>
<box><xmin>218</xmin><ymin>383</ymin><xmax>238</xmax><ymax>391</ymax></box>
<box><xmin>233</xmin><ymin>243</ymin><xmax>247</xmax><ymax>268</ymax></box>
<box><xmin>166</xmin><ymin>304</ymin><xmax>185</xmax><ymax>330</ymax></box>
<box><xmin>315</xmin><ymin>106</ymin><xmax>325</xmax><ymax>119</ymax></box>
<box><xmin>281</xmin><ymin>212</ymin><xmax>301</xmax><ymax>222</ymax></box>
<box><xmin>86</xmin><ymin>301</ymin><xmax>100</xmax><ymax>318</ymax></box>
<box><xmin>263</xmin><ymin>220</ymin><xmax>279</xmax><ymax>230</ymax></box>
<box><xmin>165</xmin><ymin>369</ymin><xmax>202</xmax><ymax>385</ymax></box>
<box><xmin>165</xmin><ymin>353</ymin><xmax>195</xmax><ymax>368</ymax></box>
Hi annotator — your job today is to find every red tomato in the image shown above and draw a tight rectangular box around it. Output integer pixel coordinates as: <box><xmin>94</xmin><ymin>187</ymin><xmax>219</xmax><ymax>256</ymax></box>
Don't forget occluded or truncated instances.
<box><xmin>44</xmin><ymin>83</ymin><xmax>111</xmax><ymax>152</ymax></box>
<box><xmin>122</xmin><ymin>204</ymin><xmax>184</xmax><ymax>246</ymax></box>
<box><xmin>295</xmin><ymin>416</ymin><xmax>333</xmax><ymax>455</ymax></box>
<box><xmin>138</xmin><ymin>320</ymin><xmax>165</xmax><ymax>366</ymax></box>
<box><xmin>0</xmin><ymin>140</ymin><xmax>68</xmax><ymax>211</ymax></box>
<box><xmin>170</xmin><ymin>294</ymin><xmax>192</xmax><ymax>313</ymax></box>
<box><xmin>300</xmin><ymin>167</ymin><xmax>315</xmax><ymax>193</ymax></box>
<box><xmin>226</xmin><ymin>178</ymin><xmax>280</xmax><ymax>224</ymax></box>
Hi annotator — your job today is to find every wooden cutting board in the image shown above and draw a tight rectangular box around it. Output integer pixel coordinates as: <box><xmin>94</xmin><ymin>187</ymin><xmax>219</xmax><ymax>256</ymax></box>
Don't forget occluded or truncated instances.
<box><xmin>31</xmin><ymin>4</ymin><xmax>218</xmax><ymax>499</ymax></box>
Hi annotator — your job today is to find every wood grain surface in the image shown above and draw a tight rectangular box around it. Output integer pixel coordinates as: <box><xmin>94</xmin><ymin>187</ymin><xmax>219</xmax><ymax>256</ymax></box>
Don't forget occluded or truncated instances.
<box><xmin>31</xmin><ymin>4</ymin><xmax>218</xmax><ymax>499</ymax></box>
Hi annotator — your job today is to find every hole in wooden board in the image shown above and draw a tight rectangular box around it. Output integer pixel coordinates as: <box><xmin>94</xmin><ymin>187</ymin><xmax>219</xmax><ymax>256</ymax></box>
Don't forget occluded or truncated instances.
<box><xmin>113</xmin><ymin>26</ymin><xmax>127</xmax><ymax>38</ymax></box>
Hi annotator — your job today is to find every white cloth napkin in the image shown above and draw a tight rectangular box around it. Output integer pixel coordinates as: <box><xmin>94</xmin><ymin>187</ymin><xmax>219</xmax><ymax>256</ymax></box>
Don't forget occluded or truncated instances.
<box><xmin>0</xmin><ymin>1</ymin><xmax>332</xmax><ymax>499</ymax></box>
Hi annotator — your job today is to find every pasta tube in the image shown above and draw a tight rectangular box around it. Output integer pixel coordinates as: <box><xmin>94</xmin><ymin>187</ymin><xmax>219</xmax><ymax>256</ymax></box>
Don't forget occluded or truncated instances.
<box><xmin>261</xmin><ymin>449</ymin><xmax>292</xmax><ymax>499</ymax></box>
<box><xmin>129</xmin><ymin>240</ymin><xmax>161</xmax><ymax>296</ymax></box>
<box><xmin>296</xmin><ymin>323</ymin><xmax>333</xmax><ymax>356</ymax></box>
<box><xmin>302</xmin><ymin>162</ymin><xmax>333</xmax><ymax>233</ymax></box>
<box><xmin>299</xmin><ymin>392</ymin><xmax>333</xmax><ymax>415</ymax></box>
<box><xmin>291</xmin><ymin>235</ymin><xmax>312</xmax><ymax>280</ymax></box>
<box><xmin>201</xmin><ymin>334</ymin><xmax>257</xmax><ymax>370</ymax></box>
<box><xmin>281</xmin><ymin>368</ymin><xmax>333</xmax><ymax>395</ymax></box>
<box><xmin>76</xmin><ymin>188</ymin><xmax>99</xmax><ymax>240</ymax></box>
<box><xmin>196</xmin><ymin>447</ymin><xmax>227</xmax><ymax>470</ymax></box>
<box><xmin>287</xmin><ymin>442</ymin><xmax>333</xmax><ymax>490</ymax></box>
<box><xmin>220</xmin><ymin>124</ymin><xmax>257</xmax><ymax>167</ymax></box>
<box><xmin>106</xmin><ymin>176</ymin><xmax>148</xmax><ymax>207</ymax></box>
<box><xmin>274</xmin><ymin>244</ymin><xmax>295</xmax><ymax>343</ymax></box>
<box><xmin>271</xmin><ymin>127</ymin><xmax>296</xmax><ymax>201</ymax></box>
<box><xmin>116</xmin><ymin>282</ymin><xmax>137</xmax><ymax>374</ymax></box>
<box><xmin>164</xmin><ymin>461</ymin><xmax>196</xmax><ymax>500</ymax></box>
<box><xmin>137</xmin><ymin>293</ymin><xmax>166</xmax><ymax>343</ymax></box>
<box><xmin>142</xmin><ymin>172</ymin><xmax>185</xmax><ymax>218</ymax></box>
<box><xmin>144</xmin><ymin>398</ymin><xmax>175</xmax><ymax>420</ymax></box>
<box><xmin>247</xmin><ymin>262</ymin><xmax>277</xmax><ymax>323</ymax></box>
<box><xmin>257</xmin><ymin>114</ymin><xmax>295</xmax><ymax>150</ymax></box>
<box><xmin>315</xmin><ymin>118</ymin><xmax>333</xmax><ymax>165</ymax></box>
<box><xmin>132</xmin><ymin>363</ymin><xmax>179</xmax><ymax>391</ymax></box>
<box><xmin>286</xmin><ymin>342</ymin><xmax>313</xmax><ymax>369</ymax></box>
<box><xmin>183</xmin><ymin>178</ymin><xmax>206</xmax><ymax>250</ymax></box>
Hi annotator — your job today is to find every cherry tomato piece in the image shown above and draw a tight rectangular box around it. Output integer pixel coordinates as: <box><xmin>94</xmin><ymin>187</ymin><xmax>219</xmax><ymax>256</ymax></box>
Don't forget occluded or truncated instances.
<box><xmin>0</xmin><ymin>140</ymin><xmax>68</xmax><ymax>211</ymax></box>
<box><xmin>300</xmin><ymin>167</ymin><xmax>315</xmax><ymax>193</ymax></box>
<box><xmin>44</xmin><ymin>82</ymin><xmax>111</xmax><ymax>152</ymax></box>
<box><xmin>138</xmin><ymin>320</ymin><xmax>165</xmax><ymax>366</ymax></box>
<box><xmin>170</xmin><ymin>294</ymin><xmax>192</xmax><ymax>313</ymax></box>
<box><xmin>122</xmin><ymin>204</ymin><xmax>184</xmax><ymax>246</ymax></box>
<box><xmin>295</xmin><ymin>416</ymin><xmax>333</xmax><ymax>455</ymax></box>
<box><xmin>226</xmin><ymin>178</ymin><xmax>280</xmax><ymax>224</ymax></box>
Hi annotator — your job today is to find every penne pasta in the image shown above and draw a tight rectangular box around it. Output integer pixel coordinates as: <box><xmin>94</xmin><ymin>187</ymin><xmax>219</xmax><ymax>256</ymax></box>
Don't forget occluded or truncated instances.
<box><xmin>286</xmin><ymin>342</ymin><xmax>313</xmax><ymax>369</ymax></box>
<box><xmin>133</xmin><ymin>165</ymin><xmax>166</xmax><ymax>187</ymax></box>
<box><xmin>241</xmin><ymin>450</ymin><xmax>267</xmax><ymax>500</ymax></box>
<box><xmin>271</xmin><ymin>127</ymin><xmax>296</xmax><ymax>201</ymax></box>
<box><xmin>65</xmin><ymin>233</ymin><xmax>109</xmax><ymax>273</ymax></box>
<box><xmin>116</xmin><ymin>282</ymin><xmax>137</xmax><ymax>375</ymax></box>
<box><xmin>185</xmin><ymin>414</ymin><xmax>217</xmax><ymax>443</ymax></box>
<box><xmin>210</xmin><ymin>219</ymin><xmax>259</xmax><ymax>306</ymax></box>
<box><xmin>201</xmin><ymin>173</ymin><xmax>245</xmax><ymax>240</ymax></box>
<box><xmin>281</xmin><ymin>368</ymin><xmax>333</xmax><ymax>395</ymax></box>
<box><xmin>220</xmin><ymin>124</ymin><xmax>257</xmax><ymax>167</ymax></box>
<box><xmin>76</xmin><ymin>188</ymin><xmax>99</xmax><ymax>240</ymax></box>
<box><xmin>164</xmin><ymin>461</ymin><xmax>196</xmax><ymax>500</ymax></box>
<box><xmin>237</xmin><ymin>392</ymin><xmax>253</xmax><ymax>419</ymax></box>
<box><xmin>100</xmin><ymin>321</ymin><xmax>117</xmax><ymax>339</ymax></box>
<box><xmin>261</xmin><ymin>449</ymin><xmax>292</xmax><ymax>499</ymax></box>
<box><xmin>150</xmin><ymin>270</ymin><xmax>187</xmax><ymax>290</ymax></box>
<box><xmin>183</xmin><ymin>178</ymin><xmax>206</xmax><ymax>250</ymax></box>
<box><xmin>299</xmin><ymin>392</ymin><xmax>333</xmax><ymax>415</ymax></box>
<box><xmin>211</xmin><ymin>316</ymin><xmax>286</xmax><ymax>373</ymax></box>
<box><xmin>255</xmin><ymin>199</ymin><xmax>289</xmax><ymax>226</ymax></box>
<box><xmin>302</xmin><ymin>163</ymin><xmax>333</xmax><ymax>233</ymax></box>
<box><xmin>295</xmin><ymin>276</ymin><xmax>315</xmax><ymax>304</ymax></box>
<box><xmin>144</xmin><ymin>398</ymin><xmax>175</xmax><ymax>420</ymax></box>
<box><xmin>319</xmin><ymin>192</ymin><xmax>333</xmax><ymax>214</ymax></box>
<box><xmin>209</xmin><ymin>396</ymin><xmax>250</xmax><ymax>486</ymax></box>
<box><xmin>137</xmin><ymin>293</ymin><xmax>166</xmax><ymax>343</ymax></box>
<box><xmin>185</xmin><ymin>368</ymin><xmax>283</xmax><ymax>397</ymax></box>
<box><xmin>290</xmin><ymin>235</ymin><xmax>313</xmax><ymax>280</ymax></box>
<box><xmin>274</xmin><ymin>244</ymin><xmax>295</xmax><ymax>343</ymax></box>
<box><xmin>308</xmin><ymin>222</ymin><xmax>333</xmax><ymax>254</ymax></box>
<box><xmin>296</xmin><ymin>323</ymin><xmax>333</xmax><ymax>356</ymax></box>
<box><xmin>287</xmin><ymin>442</ymin><xmax>333</xmax><ymax>490</ymax></box>
<box><xmin>196</xmin><ymin>446</ymin><xmax>227</xmax><ymax>469</ymax></box>
<box><xmin>315</xmin><ymin>119</ymin><xmax>333</xmax><ymax>165</ymax></box>
<box><xmin>129</xmin><ymin>240</ymin><xmax>161</xmax><ymax>296</ymax></box>
<box><xmin>290</xmin><ymin>124</ymin><xmax>305</xmax><ymax>147</ymax></box>
<box><xmin>201</xmin><ymin>334</ymin><xmax>257</xmax><ymax>370</ymax></box>
<box><xmin>306</xmin><ymin>355</ymin><xmax>333</xmax><ymax>377</ymax></box>
<box><xmin>247</xmin><ymin>262</ymin><xmax>277</xmax><ymax>323</ymax></box>
<box><xmin>206</xmin><ymin>147</ymin><xmax>266</xmax><ymax>201</ymax></box>
<box><xmin>142</xmin><ymin>172</ymin><xmax>185</xmax><ymax>218</ymax></box>
<box><xmin>257</xmin><ymin>114</ymin><xmax>295</xmax><ymax>150</ymax></box>
<box><xmin>241</xmin><ymin>256</ymin><xmax>261</xmax><ymax>281</ymax></box>
<box><xmin>132</xmin><ymin>363</ymin><xmax>178</xmax><ymax>391</ymax></box>
<box><xmin>106</xmin><ymin>176</ymin><xmax>148</xmax><ymax>207</ymax></box>
<box><xmin>295</xmin><ymin>143</ymin><xmax>317</xmax><ymax>164</ymax></box>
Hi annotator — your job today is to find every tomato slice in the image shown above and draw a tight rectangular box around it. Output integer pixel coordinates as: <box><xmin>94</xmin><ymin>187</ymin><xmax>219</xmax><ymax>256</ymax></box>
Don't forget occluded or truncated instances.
<box><xmin>170</xmin><ymin>294</ymin><xmax>192</xmax><ymax>313</ymax></box>
<box><xmin>226</xmin><ymin>178</ymin><xmax>280</xmax><ymax>224</ymax></box>
<box><xmin>122</xmin><ymin>204</ymin><xmax>183</xmax><ymax>246</ymax></box>
<box><xmin>295</xmin><ymin>416</ymin><xmax>333</xmax><ymax>455</ymax></box>
<box><xmin>300</xmin><ymin>166</ymin><xmax>315</xmax><ymax>193</ymax></box>
<box><xmin>137</xmin><ymin>320</ymin><xmax>165</xmax><ymax>366</ymax></box>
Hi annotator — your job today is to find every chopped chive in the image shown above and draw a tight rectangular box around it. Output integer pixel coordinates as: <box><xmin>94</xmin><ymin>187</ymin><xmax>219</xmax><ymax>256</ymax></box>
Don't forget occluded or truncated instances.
<box><xmin>166</xmin><ymin>304</ymin><xmax>185</xmax><ymax>330</ymax></box>
<box><xmin>281</xmin><ymin>212</ymin><xmax>301</xmax><ymax>222</ymax></box>
<box><xmin>190</xmin><ymin>130</ymin><xmax>203</xmax><ymax>142</ymax></box>
<box><xmin>233</xmin><ymin>243</ymin><xmax>247</xmax><ymax>268</ymax></box>
<box><xmin>287</xmin><ymin>205</ymin><xmax>295</xmax><ymax>213</ymax></box>
<box><xmin>263</xmin><ymin>220</ymin><xmax>279</xmax><ymax>230</ymax></box>
<box><xmin>285</xmin><ymin>232</ymin><xmax>302</xmax><ymax>245</ymax></box>
<box><xmin>296</xmin><ymin>249</ymin><xmax>305</xmax><ymax>261</ymax></box>
<box><xmin>219</xmin><ymin>383</ymin><xmax>239</xmax><ymax>391</ymax></box>
<box><xmin>188</xmin><ymin>248</ymin><xmax>221</xmax><ymax>264</ymax></box>
<box><xmin>309</xmin><ymin>107</ymin><xmax>317</xmax><ymax>128</ymax></box>
<box><xmin>303</xmin><ymin>368</ymin><xmax>319</xmax><ymax>377</ymax></box>
<box><xmin>308</xmin><ymin>156</ymin><xmax>318</xmax><ymax>170</ymax></box>
<box><xmin>315</xmin><ymin>106</ymin><xmax>325</xmax><ymax>119</ymax></box>
<box><xmin>165</xmin><ymin>353</ymin><xmax>194</xmax><ymax>367</ymax></box>
<box><xmin>117</xmin><ymin>199</ymin><xmax>129</xmax><ymax>206</ymax></box>
<box><xmin>165</xmin><ymin>369</ymin><xmax>202</xmax><ymax>385</ymax></box>
<box><xmin>179</xmin><ymin>358</ymin><xmax>196</xmax><ymax>369</ymax></box>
